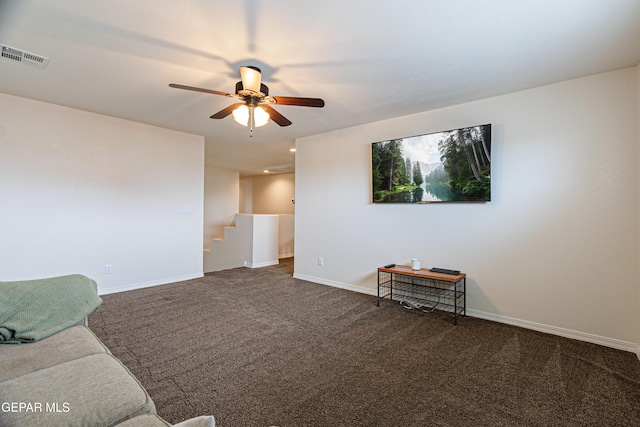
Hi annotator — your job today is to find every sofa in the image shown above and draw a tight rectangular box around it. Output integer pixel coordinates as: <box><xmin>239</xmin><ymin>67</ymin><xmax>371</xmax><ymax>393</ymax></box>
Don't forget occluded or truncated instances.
<box><xmin>0</xmin><ymin>274</ymin><xmax>215</xmax><ymax>427</ymax></box>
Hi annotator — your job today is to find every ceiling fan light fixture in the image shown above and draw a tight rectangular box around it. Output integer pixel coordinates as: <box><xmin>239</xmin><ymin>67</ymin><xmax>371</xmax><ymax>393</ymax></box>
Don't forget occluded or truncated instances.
<box><xmin>232</xmin><ymin>104</ymin><xmax>270</xmax><ymax>128</ymax></box>
<box><xmin>232</xmin><ymin>104</ymin><xmax>249</xmax><ymax>126</ymax></box>
<box><xmin>253</xmin><ymin>106</ymin><xmax>270</xmax><ymax>127</ymax></box>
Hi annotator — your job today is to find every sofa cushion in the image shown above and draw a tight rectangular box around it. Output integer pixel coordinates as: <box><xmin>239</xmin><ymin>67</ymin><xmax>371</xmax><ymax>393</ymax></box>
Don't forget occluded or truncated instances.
<box><xmin>0</xmin><ymin>353</ymin><xmax>156</xmax><ymax>427</ymax></box>
<box><xmin>116</xmin><ymin>414</ymin><xmax>171</xmax><ymax>426</ymax></box>
<box><xmin>115</xmin><ymin>414</ymin><xmax>217</xmax><ymax>427</ymax></box>
<box><xmin>0</xmin><ymin>325</ymin><xmax>109</xmax><ymax>382</ymax></box>
<box><xmin>172</xmin><ymin>415</ymin><xmax>217</xmax><ymax>427</ymax></box>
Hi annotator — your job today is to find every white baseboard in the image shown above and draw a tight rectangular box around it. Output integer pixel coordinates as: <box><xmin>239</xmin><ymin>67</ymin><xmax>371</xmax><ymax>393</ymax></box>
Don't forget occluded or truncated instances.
<box><xmin>293</xmin><ymin>273</ymin><xmax>377</xmax><ymax>296</ymax></box>
<box><xmin>465</xmin><ymin>309</ymin><xmax>637</xmax><ymax>354</ymax></box>
<box><xmin>279</xmin><ymin>253</ymin><xmax>294</xmax><ymax>259</ymax></box>
<box><xmin>294</xmin><ymin>273</ymin><xmax>638</xmax><ymax>354</ymax></box>
<box><xmin>247</xmin><ymin>260</ymin><xmax>279</xmax><ymax>268</ymax></box>
<box><xmin>98</xmin><ymin>272</ymin><xmax>204</xmax><ymax>295</ymax></box>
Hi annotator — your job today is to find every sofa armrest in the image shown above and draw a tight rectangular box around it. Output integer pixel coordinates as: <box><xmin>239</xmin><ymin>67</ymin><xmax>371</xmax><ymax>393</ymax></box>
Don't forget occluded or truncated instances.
<box><xmin>0</xmin><ymin>274</ymin><xmax>101</xmax><ymax>343</ymax></box>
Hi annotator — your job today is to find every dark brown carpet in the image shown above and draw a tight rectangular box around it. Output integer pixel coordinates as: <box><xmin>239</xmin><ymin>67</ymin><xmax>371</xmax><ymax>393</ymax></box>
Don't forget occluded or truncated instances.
<box><xmin>89</xmin><ymin>259</ymin><xmax>640</xmax><ymax>426</ymax></box>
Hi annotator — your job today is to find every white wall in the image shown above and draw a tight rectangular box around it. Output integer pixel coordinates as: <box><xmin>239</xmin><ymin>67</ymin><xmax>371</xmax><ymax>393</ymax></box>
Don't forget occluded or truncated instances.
<box><xmin>278</xmin><ymin>214</ymin><xmax>295</xmax><ymax>259</ymax></box>
<box><xmin>637</xmin><ymin>64</ymin><xmax>640</xmax><ymax>359</ymax></box>
<box><xmin>204</xmin><ymin>165</ymin><xmax>239</xmax><ymax>250</ymax></box>
<box><xmin>0</xmin><ymin>93</ymin><xmax>204</xmax><ymax>294</ymax></box>
<box><xmin>239</xmin><ymin>176</ymin><xmax>253</xmax><ymax>214</ymax></box>
<box><xmin>204</xmin><ymin>214</ymin><xmax>280</xmax><ymax>271</ymax></box>
<box><xmin>240</xmin><ymin>172</ymin><xmax>295</xmax><ymax>214</ymax></box>
<box><xmin>252</xmin><ymin>172</ymin><xmax>295</xmax><ymax>214</ymax></box>
<box><xmin>239</xmin><ymin>172</ymin><xmax>296</xmax><ymax>259</ymax></box>
<box><xmin>295</xmin><ymin>67</ymin><xmax>639</xmax><ymax>351</ymax></box>
<box><xmin>250</xmin><ymin>214</ymin><xmax>280</xmax><ymax>268</ymax></box>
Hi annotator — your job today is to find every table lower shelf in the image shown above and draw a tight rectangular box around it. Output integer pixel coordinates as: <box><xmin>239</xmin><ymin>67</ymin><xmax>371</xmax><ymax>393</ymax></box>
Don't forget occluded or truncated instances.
<box><xmin>377</xmin><ymin>270</ymin><xmax>465</xmax><ymax>324</ymax></box>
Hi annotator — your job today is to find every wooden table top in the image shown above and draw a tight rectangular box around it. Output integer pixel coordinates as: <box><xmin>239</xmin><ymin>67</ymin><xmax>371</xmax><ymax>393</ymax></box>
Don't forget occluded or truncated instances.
<box><xmin>378</xmin><ymin>264</ymin><xmax>466</xmax><ymax>282</ymax></box>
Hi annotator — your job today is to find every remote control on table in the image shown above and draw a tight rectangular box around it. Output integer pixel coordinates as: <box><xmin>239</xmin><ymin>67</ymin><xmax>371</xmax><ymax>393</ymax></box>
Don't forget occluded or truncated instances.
<box><xmin>430</xmin><ymin>267</ymin><xmax>461</xmax><ymax>275</ymax></box>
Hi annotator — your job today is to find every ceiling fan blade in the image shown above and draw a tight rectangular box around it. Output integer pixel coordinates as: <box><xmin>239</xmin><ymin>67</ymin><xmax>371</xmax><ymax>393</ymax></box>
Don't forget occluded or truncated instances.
<box><xmin>169</xmin><ymin>83</ymin><xmax>231</xmax><ymax>97</ymax></box>
<box><xmin>240</xmin><ymin>66</ymin><xmax>262</xmax><ymax>94</ymax></box>
<box><xmin>262</xmin><ymin>105</ymin><xmax>292</xmax><ymax>127</ymax></box>
<box><xmin>269</xmin><ymin>96</ymin><xmax>325</xmax><ymax>108</ymax></box>
<box><xmin>210</xmin><ymin>103</ymin><xmax>245</xmax><ymax>119</ymax></box>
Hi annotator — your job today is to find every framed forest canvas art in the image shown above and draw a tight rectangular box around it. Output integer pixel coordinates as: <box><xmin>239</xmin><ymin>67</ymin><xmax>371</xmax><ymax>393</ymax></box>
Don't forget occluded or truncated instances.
<box><xmin>371</xmin><ymin>124</ymin><xmax>491</xmax><ymax>204</ymax></box>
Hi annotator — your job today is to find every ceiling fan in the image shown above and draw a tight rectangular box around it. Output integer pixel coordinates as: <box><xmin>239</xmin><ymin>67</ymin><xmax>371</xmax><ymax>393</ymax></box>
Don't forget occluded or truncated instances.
<box><xmin>169</xmin><ymin>66</ymin><xmax>325</xmax><ymax>137</ymax></box>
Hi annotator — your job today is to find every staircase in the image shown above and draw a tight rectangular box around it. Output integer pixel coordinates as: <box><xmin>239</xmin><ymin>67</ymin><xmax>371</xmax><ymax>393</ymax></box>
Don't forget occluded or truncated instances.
<box><xmin>203</xmin><ymin>214</ymin><xmax>280</xmax><ymax>273</ymax></box>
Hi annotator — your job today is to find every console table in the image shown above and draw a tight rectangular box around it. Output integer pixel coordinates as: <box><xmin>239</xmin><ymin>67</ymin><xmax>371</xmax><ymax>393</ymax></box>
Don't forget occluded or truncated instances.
<box><xmin>377</xmin><ymin>265</ymin><xmax>466</xmax><ymax>325</ymax></box>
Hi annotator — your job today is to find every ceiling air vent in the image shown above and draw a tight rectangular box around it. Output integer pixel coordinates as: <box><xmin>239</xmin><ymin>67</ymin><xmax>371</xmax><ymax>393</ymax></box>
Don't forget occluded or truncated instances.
<box><xmin>1</xmin><ymin>45</ymin><xmax>49</xmax><ymax>69</ymax></box>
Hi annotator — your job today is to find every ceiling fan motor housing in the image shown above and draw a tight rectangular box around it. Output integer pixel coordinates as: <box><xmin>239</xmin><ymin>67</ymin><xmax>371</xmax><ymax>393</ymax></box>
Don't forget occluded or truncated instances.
<box><xmin>235</xmin><ymin>81</ymin><xmax>269</xmax><ymax>97</ymax></box>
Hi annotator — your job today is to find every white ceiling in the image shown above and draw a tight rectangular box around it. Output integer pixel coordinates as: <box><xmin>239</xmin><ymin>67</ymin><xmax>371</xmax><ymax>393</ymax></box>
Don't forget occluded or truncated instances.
<box><xmin>1</xmin><ymin>0</ymin><xmax>639</xmax><ymax>175</ymax></box>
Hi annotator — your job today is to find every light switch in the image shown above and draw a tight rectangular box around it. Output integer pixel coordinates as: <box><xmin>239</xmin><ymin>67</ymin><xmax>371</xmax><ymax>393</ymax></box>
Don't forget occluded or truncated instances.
<box><xmin>177</xmin><ymin>206</ymin><xmax>192</xmax><ymax>215</ymax></box>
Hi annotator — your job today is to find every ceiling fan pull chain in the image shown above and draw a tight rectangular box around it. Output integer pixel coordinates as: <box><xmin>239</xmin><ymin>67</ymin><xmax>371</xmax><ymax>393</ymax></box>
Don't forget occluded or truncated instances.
<box><xmin>249</xmin><ymin>105</ymin><xmax>254</xmax><ymax>137</ymax></box>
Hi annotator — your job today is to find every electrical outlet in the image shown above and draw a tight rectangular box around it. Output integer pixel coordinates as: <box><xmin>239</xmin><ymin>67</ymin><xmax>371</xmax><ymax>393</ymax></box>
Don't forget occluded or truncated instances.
<box><xmin>318</xmin><ymin>257</ymin><xmax>324</xmax><ymax>266</ymax></box>
<box><xmin>105</xmin><ymin>264</ymin><xmax>112</xmax><ymax>274</ymax></box>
